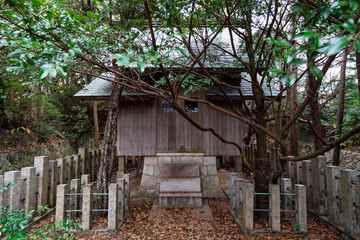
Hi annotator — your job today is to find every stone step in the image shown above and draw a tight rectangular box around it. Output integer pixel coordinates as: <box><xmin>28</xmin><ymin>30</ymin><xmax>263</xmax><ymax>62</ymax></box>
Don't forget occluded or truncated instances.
<box><xmin>160</xmin><ymin>164</ymin><xmax>200</xmax><ymax>178</ymax></box>
<box><xmin>160</xmin><ymin>177</ymin><xmax>201</xmax><ymax>192</ymax></box>
<box><xmin>159</xmin><ymin>192</ymin><xmax>202</xmax><ymax>208</ymax></box>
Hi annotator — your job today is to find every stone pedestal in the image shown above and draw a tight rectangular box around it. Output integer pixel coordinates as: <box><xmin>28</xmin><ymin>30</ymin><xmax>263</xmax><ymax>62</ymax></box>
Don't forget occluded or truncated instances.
<box><xmin>138</xmin><ymin>153</ymin><xmax>223</xmax><ymax>198</ymax></box>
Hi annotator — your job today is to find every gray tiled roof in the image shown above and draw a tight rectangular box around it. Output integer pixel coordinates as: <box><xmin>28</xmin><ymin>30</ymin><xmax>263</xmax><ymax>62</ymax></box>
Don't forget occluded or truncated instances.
<box><xmin>74</xmin><ymin>28</ymin><xmax>281</xmax><ymax>100</ymax></box>
<box><xmin>74</xmin><ymin>74</ymin><xmax>280</xmax><ymax>100</ymax></box>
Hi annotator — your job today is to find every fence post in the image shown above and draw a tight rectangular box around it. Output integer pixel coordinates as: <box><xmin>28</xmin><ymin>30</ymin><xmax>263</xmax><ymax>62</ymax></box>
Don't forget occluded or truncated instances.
<box><xmin>341</xmin><ymin>169</ymin><xmax>360</xmax><ymax>235</ymax></box>
<box><xmin>78</xmin><ymin>148</ymin><xmax>88</xmax><ymax>175</ymax></box>
<box><xmin>65</xmin><ymin>156</ymin><xmax>74</xmax><ymax>183</ymax></box>
<box><xmin>242</xmin><ymin>181</ymin><xmax>254</xmax><ymax>233</ymax></box>
<box><xmin>295</xmin><ymin>184</ymin><xmax>307</xmax><ymax>233</ymax></box>
<box><xmin>117</xmin><ymin>156</ymin><xmax>125</xmax><ymax>178</ymax></box>
<box><xmin>81</xmin><ymin>174</ymin><xmax>90</xmax><ymax>185</ymax></box>
<box><xmin>34</xmin><ymin>156</ymin><xmax>49</xmax><ymax>215</ymax></box>
<box><xmin>269</xmin><ymin>184</ymin><xmax>280</xmax><ymax>232</ymax></box>
<box><xmin>73</xmin><ymin>154</ymin><xmax>81</xmax><ymax>179</ymax></box>
<box><xmin>0</xmin><ymin>175</ymin><xmax>4</xmax><ymax>213</ymax></box>
<box><xmin>230</xmin><ymin>173</ymin><xmax>238</xmax><ymax>210</ymax></box>
<box><xmin>21</xmin><ymin>167</ymin><xmax>37</xmax><ymax>214</ymax></box>
<box><xmin>123</xmin><ymin>174</ymin><xmax>130</xmax><ymax>212</ymax></box>
<box><xmin>57</xmin><ymin>158</ymin><xmax>66</xmax><ymax>185</ymax></box>
<box><xmin>55</xmin><ymin>184</ymin><xmax>69</xmax><ymax>229</ymax></box>
<box><xmin>82</xmin><ymin>183</ymin><xmax>93</xmax><ymax>231</ymax></box>
<box><xmin>302</xmin><ymin>160</ymin><xmax>312</xmax><ymax>210</ymax></box>
<box><xmin>236</xmin><ymin>179</ymin><xmax>249</xmax><ymax>220</ymax></box>
<box><xmin>280</xmin><ymin>178</ymin><xmax>292</xmax><ymax>220</ymax></box>
<box><xmin>48</xmin><ymin>160</ymin><xmax>57</xmax><ymax>207</ymax></box>
<box><xmin>117</xmin><ymin>178</ymin><xmax>125</xmax><ymax>220</ymax></box>
<box><xmin>89</xmin><ymin>151</ymin><xmax>95</xmax><ymax>181</ymax></box>
<box><xmin>286</xmin><ymin>158</ymin><xmax>295</xmax><ymax>185</ymax></box>
<box><xmin>295</xmin><ymin>161</ymin><xmax>303</xmax><ymax>184</ymax></box>
<box><xmin>70</xmin><ymin>179</ymin><xmax>81</xmax><ymax>219</ymax></box>
<box><xmin>4</xmin><ymin>171</ymin><xmax>21</xmax><ymax>211</ymax></box>
<box><xmin>326</xmin><ymin>165</ymin><xmax>342</xmax><ymax>226</ymax></box>
<box><xmin>311</xmin><ymin>155</ymin><xmax>328</xmax><ymax>216</ymax></box>
<box><xmin>108</xmin><ymin>183</ymin><xmax>119</xmax><ymax>231</ymax></box>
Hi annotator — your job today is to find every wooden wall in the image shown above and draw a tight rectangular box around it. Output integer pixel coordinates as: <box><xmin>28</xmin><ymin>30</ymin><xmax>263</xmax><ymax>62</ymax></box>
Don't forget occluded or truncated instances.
<box><xmin>117</xmin><ymin>100</ymin><xmax>157</xmax><ymax>156</ymax></box>
<box><xmin>116</xmin><ymin>93</ymin><xmax>243</xmax><ymax>156</ymax></box>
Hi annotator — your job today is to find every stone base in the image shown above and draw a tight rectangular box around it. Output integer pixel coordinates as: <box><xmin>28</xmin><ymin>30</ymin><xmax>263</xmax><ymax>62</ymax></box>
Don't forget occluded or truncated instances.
<box><xmin>159</xmin><ymin>192</ymin><xmax>202</xmax><ymax>208</ymax></box>
<box><xmin>139</xmin><ymin>153</ymin><xmax>224</xmax><ymax>198</ymax></box>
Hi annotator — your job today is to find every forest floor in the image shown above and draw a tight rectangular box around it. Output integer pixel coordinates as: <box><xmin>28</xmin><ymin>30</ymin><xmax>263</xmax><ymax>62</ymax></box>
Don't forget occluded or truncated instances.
<box><xmin>32</xmin><ymin>168</ymin><xmax>342</xmax><ymax>240</ymax></box>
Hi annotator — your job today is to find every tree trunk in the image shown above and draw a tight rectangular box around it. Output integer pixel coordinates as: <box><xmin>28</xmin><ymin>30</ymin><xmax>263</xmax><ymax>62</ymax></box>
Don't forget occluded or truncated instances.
<box><xmin>96</xmin><ymin>83</ymin><xmax>123</xmax><ymax>208</ymax></box>
<box><xmin>307</xmin><ymin>60</ymin><xmax>324</xmax><ymax>150</ymax></box>
<box><xmin>289</xmin><ymin>82</ymin><xmax>299</xmax><ymax>157</ymax></box>
<box><xmin>252</xmin><ymin>75</ymin><xmax>271</xmax><ymax>218</ymax></box>
<box><xmin>93</xmin><ymin>100</ymin><xmax>100</xmax><ymax>149</ymax></box>
<box><xmin>356</xmin><ymin>52</ymin><xmax>360</xmax><ymax>96</ymax></box>
<box><xmin>332</xmin><ymin>49</ymin><xmax>347</xmax><ymax>166</ymax></box>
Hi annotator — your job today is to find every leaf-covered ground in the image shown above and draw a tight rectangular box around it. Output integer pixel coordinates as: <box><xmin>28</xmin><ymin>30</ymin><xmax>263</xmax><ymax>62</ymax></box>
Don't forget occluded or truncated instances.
<box><xmin>34</xmin><ymin>196</ymin><xmax>341</xmax><ymax>240</ymax></box>
<box><xmin>32</xmin><ymin>169</ymin><xmax>342</xmax><ymax>239</ymax></box>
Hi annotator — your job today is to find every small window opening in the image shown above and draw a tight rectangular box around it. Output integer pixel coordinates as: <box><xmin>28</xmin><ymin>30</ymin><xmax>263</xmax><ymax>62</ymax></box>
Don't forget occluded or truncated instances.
<box><xmin>162</xmin><ymin>99</ymin><xmax>175</xmax><ymax>112</ymax></box>
<box><xmin>185</xmin><ymin>100</ymin><xmax>198</xmax><ymax>112</ymax></box>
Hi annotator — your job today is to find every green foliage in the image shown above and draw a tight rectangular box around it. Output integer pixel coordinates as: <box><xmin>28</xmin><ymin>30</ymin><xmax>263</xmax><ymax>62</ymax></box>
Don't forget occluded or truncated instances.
<box><xmin>0</xmin><ymin>207</ymin><xmax>33</xmax><ymax>239</ymax></box>
<box><xmin>69</xmin><ymin>105</ymin><xmax>92</xmax><ymax>137</ymax></box>
<box><xmin>293</xmin><ymin>223</ymin><xmax>300</xmax><ymax>232</ymax></box>
<box><xmin>154</xmin><ymin>73</ymin><xmax>214</xmax><ymax>96</ymax></box>
<box><xmin>0</xmin><ymin>182</ymin><xmax>81</xmax><ymax>239</ymax></box>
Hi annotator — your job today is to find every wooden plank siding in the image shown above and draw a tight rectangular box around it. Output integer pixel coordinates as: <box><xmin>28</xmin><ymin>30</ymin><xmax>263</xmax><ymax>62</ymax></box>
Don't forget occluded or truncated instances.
<box><xmin>117</xmin><ymin>100</ymin><xmax>157</xmax><ymax>156</ymax></box>
<box><xmin>116</xmin><ymin>92</ymin><xmax>242</xmax><ymax>156</ymax></box>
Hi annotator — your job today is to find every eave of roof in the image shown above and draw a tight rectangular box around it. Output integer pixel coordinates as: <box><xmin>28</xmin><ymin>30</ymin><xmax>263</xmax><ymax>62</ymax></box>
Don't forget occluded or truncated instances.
<box><xmin>74</xmin><ymin>75</ymin><xmax>281</xmax><ymax>101</ymax></box>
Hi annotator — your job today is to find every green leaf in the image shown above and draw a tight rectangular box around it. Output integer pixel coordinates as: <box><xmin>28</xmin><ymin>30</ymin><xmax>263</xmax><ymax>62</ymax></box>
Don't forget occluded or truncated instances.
<box><xmin>350</xmin><ymin>1</ymin><xmax>358</xmax><ymax>11</ymax></box>
<box><xmin>354</xmin><ymin>39</ymin><xmax>360</xmax><ymax>52</ymax></box>
<box><xmin>175</xmin><ymin>47</ymin><xmax>189</xmax><ymax>59</ymax></box>
<box><xmin>330</xmin><ymin>1</ymin><xmax>347</xmax><ymax>9</ymax></box>
<box><xmin>287</xmin><ymin>74</ymin><xmax>296</xmax><ymax>87</ymax></box>
<box><xmin>341</xmin><ymin>22</ymin><xmax>357</xmax><ymax>33</ymax></box>
<box><xmin>30</xmin><ymin>0</ymin><xmax>40</xmax><ymax>10</ymax></box>
<box><xmin>280</xmin><ymin>74</ymin><xmax>288</xmax><ymax>86</ymax></box>
<box><xmin>286</xmin><ymin>55</ymin><xmax>293</xmax><ymax>64</ymax></box>
<box><xmin>294</xmin><ymin>33</ymin><xmax>304</xmax><ymax>41</ymax></box>
<box><xmin>7</xmin><ymin>49</ymin><xmax>24</xmax><ymax>58</ymax></box>
<box><xmin>265</xmin><ymin>38</ymin><xmax>291</xmax><ymax>47</ymax></box>
<box><xmin>45</xmin><ymin>10</ymin><xmax>53</xmax><ymax>20</ymax></box>
<box><xmin>109</xmin><ymin>54</ymin><xmax>130</xmax><ymax>67</ymax></box>
<box><xmin>310</xmin><ymin>66</ymin><xmax>324</xmax><ymax>81</ymax></box>
<box><xmin>56</xmin><ymin>66</ymin><xmax>67</xmax><ymax>78</ymax></box>
<box><xmin>314</xmin><ymin>36</ymin><xmax>324</xmax><ymax>48</ymax></box>
<box><xmin>325</xmin><ymin>35</ymin><xmax>349</xmax><ymax>56</ymax></box>
<box><xmin>39</xmin><ymin>68</ymin><xmax>50</xmax><ymax>79</ymax></box>
<box><xmin>0</xmin><ymin>10</ymin><xmax>16</xmax><ymax>15</ymax></box>
<box><xmin>303</xmin><ymin>31</ymin><xmax>314</xmax><ymax>41</ymax></box>
<box><xmin>292</xmin><ymin>4</ymin><xmax>304</xmax><ymax>13</ymax></box>
<box><xmin>320</xmin><ymin>7</ymin><xmax>331</xmax><ymax>19</ymax></box>
<box><xmin>277</xmin><ymin>39</ymin><xmax>292</xmax><ymax>47</ymax></box>
<box><xmin>288</xmin><ymin>58</ymin><xmax>307</xmax><ymax>65</ymax></box>
<box><xmin>137</xmin><ymin>61</ymin><xmax>146</xmax><ymax>73</ymax></box>
<box><xmin>268</xmin><ymin>69</ymin><xmax>285</xmax><ymax>74</ymax></box>
<box><xmin>49</xmin><ymin>67</ymin><xmax>57</xmax><ymax>78</ymax></box>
